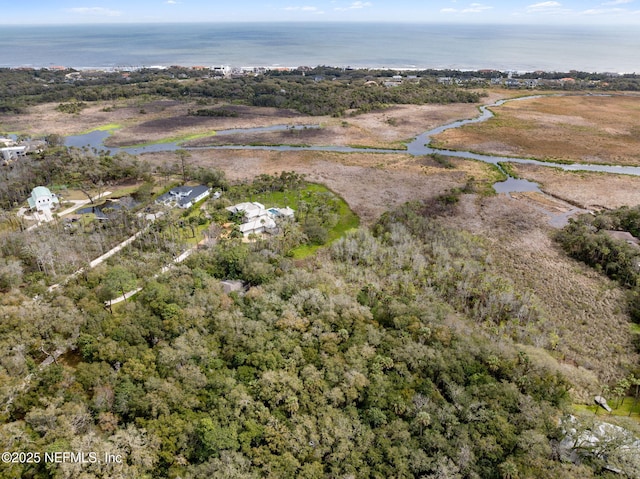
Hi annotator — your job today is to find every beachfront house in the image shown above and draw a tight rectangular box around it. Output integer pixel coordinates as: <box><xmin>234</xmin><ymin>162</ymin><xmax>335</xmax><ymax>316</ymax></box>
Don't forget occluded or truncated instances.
<box><xmin>155</xmin><ymin>185</ymin><xmax>211</xmax><ymax>209</ymax></box>
<box><xmin>27</xmin><ymin>186</ymin><xmax>59</xmax><ymax>212</ymax></box>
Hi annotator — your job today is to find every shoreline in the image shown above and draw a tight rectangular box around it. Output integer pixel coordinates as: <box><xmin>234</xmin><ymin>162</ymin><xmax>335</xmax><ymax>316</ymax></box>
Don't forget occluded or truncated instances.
<box><xmin>2</xmin><ymin>64</ymin><xmax>636</xmax><ymax>76</ymax></box>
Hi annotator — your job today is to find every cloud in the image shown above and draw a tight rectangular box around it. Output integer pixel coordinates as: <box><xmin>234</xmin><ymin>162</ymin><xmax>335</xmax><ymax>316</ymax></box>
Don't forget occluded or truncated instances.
<box><xmin>440</xmin><ymin>3</ymin><xmax>493</xmax><ymax>14</ymax></box>
<box><xmin>581</xmin><ymin>7</ymin><xmax>625</xmax><ymax>14</ymax></box>
<box><xmin>602</xmin><ymin>0</ymin><xmax>633</xmax><ymax>4</ymax></box>
<box><xmin>334</xmin><ymin>1</ymin><xmax>372</xmax><ymax>11</ymax></box>
<box><xmin>526</xmin><ymin>1</ymin><xmax>562</xmax><ymax>12</ymax></box>
<box><xmin>283</xmin><ymin>5</ymin><xmax>324</xmax><ymax>13</ymax></box>
<box><xmin>165</xmin><ymin>0</ymin><xmax>180</xmax><ymax>4</ymax></box>
<box><xmin>462</xmin><ymin>3</ymin><xmax>493</xmax><ymax>12</ymax></box>
<box><xmin>67</xmin><ymin>7</ymin><xmax>122</xmax><ymax>16</ymax></box>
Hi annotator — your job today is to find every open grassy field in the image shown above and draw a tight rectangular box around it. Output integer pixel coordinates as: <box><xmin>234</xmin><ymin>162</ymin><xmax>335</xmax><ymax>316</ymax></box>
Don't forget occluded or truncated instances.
<box><xmin>431</xmin><ymin>93</ymin><xmax>640</xmax><ymax>165</ymax></box>
<box><xmin>574</xmin><ymin>397</ymin><xmax>640</xmax><ymax>424</ymax></box>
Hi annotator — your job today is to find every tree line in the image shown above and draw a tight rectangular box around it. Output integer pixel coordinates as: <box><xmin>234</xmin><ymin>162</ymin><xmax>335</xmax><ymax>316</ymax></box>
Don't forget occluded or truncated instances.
<box><xmin>1</xmin><ymin>67</ymin><xmax>481</xmax><ymax>117</ymax></box>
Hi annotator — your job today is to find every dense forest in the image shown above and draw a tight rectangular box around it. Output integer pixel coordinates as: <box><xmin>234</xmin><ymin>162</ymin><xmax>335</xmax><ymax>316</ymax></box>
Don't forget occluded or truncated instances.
<box><xmin>2</xmin><ymin>66</ymin><xmax>639</xmax><ymax>118</ymax></box>
<box><xmin>2</xmin><ymin>178</ymin><xmax>639</xmax><ymax>477</ymax></box>
<box><xmin>0</xmin><ymin>203</ymin><xmax>576</xmax><ymax>478</ymax></box>
<box><xmin>0</xmin><ymin>67</ymin><xmax>481</xmax><ymax>117</ymax></box>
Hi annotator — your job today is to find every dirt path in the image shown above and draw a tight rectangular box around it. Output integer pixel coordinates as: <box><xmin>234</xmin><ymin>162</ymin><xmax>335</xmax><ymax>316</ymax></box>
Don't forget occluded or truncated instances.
<box><xmin>105</xmin><ymin>245</ymin><xmax>196</xmax><ymax>307</ymax></box>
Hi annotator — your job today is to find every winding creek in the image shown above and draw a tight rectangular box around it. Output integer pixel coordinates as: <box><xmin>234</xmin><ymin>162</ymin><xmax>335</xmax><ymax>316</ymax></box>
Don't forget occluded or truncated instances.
<box><xmin>65</xmin><ymin>94</ymin><xmax>640</xmax><ymax>194</ymax></box>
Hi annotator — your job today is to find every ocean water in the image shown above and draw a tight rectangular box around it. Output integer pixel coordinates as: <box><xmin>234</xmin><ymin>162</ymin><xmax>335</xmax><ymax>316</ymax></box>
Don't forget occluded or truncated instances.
<box><xmin>1</xmin><ymin>23</ymin><xmax>638</xmax><ymax>73</ymax></box>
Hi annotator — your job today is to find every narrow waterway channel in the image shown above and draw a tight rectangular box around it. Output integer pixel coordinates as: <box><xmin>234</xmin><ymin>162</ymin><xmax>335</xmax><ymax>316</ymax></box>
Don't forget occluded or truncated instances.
<box><xmin>64</xmin><ymin>94</ymin><xmax>640</xmax><ymax>193</ymax></box>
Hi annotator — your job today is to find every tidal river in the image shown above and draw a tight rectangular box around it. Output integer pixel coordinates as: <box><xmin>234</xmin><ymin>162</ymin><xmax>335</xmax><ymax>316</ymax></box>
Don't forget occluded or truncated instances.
<box><xmin>64</xmin><ymin>94</ymin><xmax>640</xmax><ymax>193</ymax></box>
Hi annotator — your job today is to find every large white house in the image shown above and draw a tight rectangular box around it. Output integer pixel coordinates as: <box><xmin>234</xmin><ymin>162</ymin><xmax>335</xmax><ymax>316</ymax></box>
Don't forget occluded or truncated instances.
<box><xmin>226</xmin><ymin>202</ymin><xmax>267</xmax><ymax>219</ymax></box>
<box><xmin>155</xmin><ymin>185</ymin><xmax>211</xmax><ymax>209</ymax></box>
<box><xmin>227</xmin><ymin>201</ymin><xmax>295</xmax><ymax>238</ymax></box>
<box><xmin>238</xmin><ymin>216</ymin><xmax>277</xmax><ymax>237</ymax></box>
<box><xmin>27</xmin><ymin>186</ymin><xmax>59</xmax><ymax>212</ymax></box>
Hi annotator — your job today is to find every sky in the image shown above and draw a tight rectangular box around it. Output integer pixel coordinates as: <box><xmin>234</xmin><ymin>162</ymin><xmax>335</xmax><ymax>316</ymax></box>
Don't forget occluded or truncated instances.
<box><xmin>5</xmin><ymin>0</ymin><xmax>640</xmax><ymax>25</ymax></box>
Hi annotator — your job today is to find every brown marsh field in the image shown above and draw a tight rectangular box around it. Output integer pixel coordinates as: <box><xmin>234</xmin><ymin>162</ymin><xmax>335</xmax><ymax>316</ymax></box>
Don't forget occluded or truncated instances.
<box><xmin>431</xmin><ymin>93</ymin><xmax>640</xmax><ymax>165</ymax></box>
<box><xmin>4</xmin><ymin>98</ymin><xmax>482</xmax><ymax>150</ymax></box>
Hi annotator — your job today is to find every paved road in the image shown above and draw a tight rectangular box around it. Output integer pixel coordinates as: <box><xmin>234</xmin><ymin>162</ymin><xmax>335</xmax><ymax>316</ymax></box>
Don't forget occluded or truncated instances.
<box><xmin>56</xmin><ymin>191</ymin><xmax>112</xmax><ymax>217</ymax></box>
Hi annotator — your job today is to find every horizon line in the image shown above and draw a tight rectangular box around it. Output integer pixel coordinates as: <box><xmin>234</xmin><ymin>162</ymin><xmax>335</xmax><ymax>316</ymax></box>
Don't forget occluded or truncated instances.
<box><xmin>4</xmin><ymin>20</ymin><xmax>640</xmax><ymax>27</ymax></box>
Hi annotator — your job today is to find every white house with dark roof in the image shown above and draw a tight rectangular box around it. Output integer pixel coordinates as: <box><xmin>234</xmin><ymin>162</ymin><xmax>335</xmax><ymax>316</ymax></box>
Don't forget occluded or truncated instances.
<box><xmin>27</xmin><ymin>186</ymin><xmax>59</xmax><ymax>212</ymax></box>
<box><xmin>155</xmin><ymin>185</ymin><xmax>211</xmax><ymax>209</ymax></box>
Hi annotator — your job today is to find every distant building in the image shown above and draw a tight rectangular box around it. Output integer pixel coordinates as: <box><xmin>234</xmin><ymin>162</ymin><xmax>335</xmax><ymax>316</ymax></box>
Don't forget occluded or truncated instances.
<box><xmin>604</xmin><ymin>230</ymin><xmax>640</xmax><ymax>248</ymax></box>
<box><xmin>211</xmin><ymin>65</ymin><xmax>231</xmax><ymax>76</ymax></box>
<box><xmin>220</xmin><ymin>280</ymin><xmax>246</xmax><ymax>294</ymax></box>
<box><xmin>155</xmin><ymin>185</ymin><xmax>211</xmax><ymax>209</ymax></box>
<box><xmin>267</xmin><ymin>206</ymin><xmax>295</xmax><ymax>219</ymax></box>
<box><xmin>27</xmin><ymin>186</ymin><xmax>59</xmax><ymax>212</ymax></box>
<box><xmin>1</xmin><ymin>145</ymin><xmax>27</xmax><ymax>164</ymax></box>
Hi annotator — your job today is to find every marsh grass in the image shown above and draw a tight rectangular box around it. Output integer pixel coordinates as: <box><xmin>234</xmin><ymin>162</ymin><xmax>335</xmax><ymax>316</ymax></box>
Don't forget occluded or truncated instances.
<box><xmin>431</xmin><ymin>95</ymin><xmax>640</xmax><ymax>165</ymax></box>
<box><xmin>124</xmin><ymin>130</ymin><xmax>217</xmax><ymax>148</ymax></box>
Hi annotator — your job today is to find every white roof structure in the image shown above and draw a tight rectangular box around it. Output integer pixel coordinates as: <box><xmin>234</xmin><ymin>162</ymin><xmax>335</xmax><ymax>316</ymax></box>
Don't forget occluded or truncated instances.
<box><xmin>268</xmin><ymin>206</ymin><xmax>295</xmax><ymax>218</ymax></box>
<box><xmin>227</xmin><ymin>201</ymin><xmax>295</xmax><ymax>238</ymax></box>
<box><xmin>27</xmin><ymin>186</ymin><xmax>59</xmax><ymax>212</ymax></box>
<box><xmin>226</xmin><ymin>202</ymin><xmax>266</xmax><ymax>219</ymax></box>
<box><xmin>1</xmin><ymin>145</ymin><xmax>27</xmax><ymax>163</ymax></box>
<box><xmin>239</xmin><ymin>215</ymin><xmax>276</xmax><ymax>236</ymax></box>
